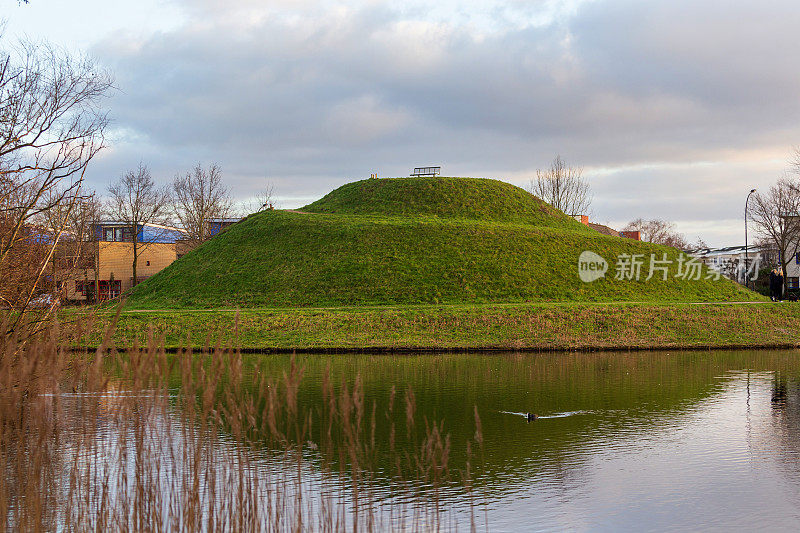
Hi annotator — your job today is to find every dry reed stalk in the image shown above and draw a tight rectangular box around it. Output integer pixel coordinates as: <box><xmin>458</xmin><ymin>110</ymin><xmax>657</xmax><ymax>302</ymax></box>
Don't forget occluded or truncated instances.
<box><xmin>0</xmin><ymin>314</ymin><xmax>489</xmax><ymax>532</ymax></box>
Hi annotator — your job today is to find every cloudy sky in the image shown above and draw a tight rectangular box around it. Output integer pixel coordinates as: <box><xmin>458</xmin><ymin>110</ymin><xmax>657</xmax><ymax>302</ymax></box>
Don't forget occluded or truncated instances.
<box><xmin>5</xmin><ymin>0</ymin><xmax>800</xmax><ymax>245</ymax></box>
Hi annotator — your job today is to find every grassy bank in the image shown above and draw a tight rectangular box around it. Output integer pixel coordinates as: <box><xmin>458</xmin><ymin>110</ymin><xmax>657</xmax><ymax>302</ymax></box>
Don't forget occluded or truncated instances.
<box><xmin>71</xmin><ymin>301</ymin><xmax>800</xmax><ymax>351</ymax></box>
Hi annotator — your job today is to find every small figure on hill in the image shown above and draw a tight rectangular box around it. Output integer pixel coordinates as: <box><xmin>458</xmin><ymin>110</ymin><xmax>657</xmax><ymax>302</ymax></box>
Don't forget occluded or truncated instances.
<box><xmin>769</xmin><ymin>268</ymin><xmax>775</xmax><ymax>300</ymax></box>
<box><xmin>769</xmin><ymin>267</ymin><xmax>784</xmax><ymax>301</ymax></box>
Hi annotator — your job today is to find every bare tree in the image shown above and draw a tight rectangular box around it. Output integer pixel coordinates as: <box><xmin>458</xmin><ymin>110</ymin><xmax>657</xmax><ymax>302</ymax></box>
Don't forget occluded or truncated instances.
<box><xmin>622</xmin><ymin>218</ymin><xmax>693</xmax><ymax>250</ymax></box>
<box><xmin>38</xmin><ymin>189</ymin><xmax>103</xmax><ymax>304</ymax></box>
<box><xmin>527</xmin><ymin>156</ymin><xmax>591</xmax><ymax>216</ymax></box>
<box><xmin>748</xmin><ymin>178</ymin><xmax>800</xmax><ymax>293</ymax></box>
<box><xmin>0</xmin><ymin>36</ymin><xmax>111</xmax><ymax>331</ymax></box>
<box><xmin>172</xmin><ymin>163</ymin><xmax>232</xmax><ymax>246</ymax></box>
<box><xmin>41</xmin><ymin>187</ymin><xmax>76</xmax><ymax>298</ymax></box>
<box><xmin>247</xmin><ymin>182</ymin><xmax>277</xmax><ymax>214</ymax></box>
<box><xmin>65</xmin><ymin>192</ymin><xmax>101</xmax><ymax>302</ymax></box>
<box><xmin>791</xmin><ymin>147</ymin><xmax>800</xmax><ymax>175</ymax></box>
<box><xmin>107</xmin><ymin>164</ymin><xmax>171</xmax><ymax>289</ymax></box>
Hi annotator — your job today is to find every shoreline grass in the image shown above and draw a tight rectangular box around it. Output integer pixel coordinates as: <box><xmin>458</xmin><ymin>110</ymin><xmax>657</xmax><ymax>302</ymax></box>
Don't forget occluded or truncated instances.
<box><xmin>67</xmin><ymin>301</ymin><xmax>800</xmax><ymax>352</ymax></box>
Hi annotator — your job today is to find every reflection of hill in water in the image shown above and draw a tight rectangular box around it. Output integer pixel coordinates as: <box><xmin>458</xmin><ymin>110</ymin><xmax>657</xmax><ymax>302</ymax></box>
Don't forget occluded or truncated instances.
<box><xmin>214</xmin><ymin>350</ymin><xmax>800</xmax><ymax>497</ymax></box>
<box><xmin>756</xmin><ymin>374</ymin><xmax>800</xmax><ymax>488</ymax></box>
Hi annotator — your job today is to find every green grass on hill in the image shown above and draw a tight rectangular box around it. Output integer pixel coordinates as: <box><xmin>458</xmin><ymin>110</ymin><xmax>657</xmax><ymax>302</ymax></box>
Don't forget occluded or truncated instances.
<box><xmin>303</xmin><ymin>176</ymin><xmax>589</xmax><ymax>230</ymax></box>
<box><xmin>125</xmin><ymin>177</ymin><xmax>757</xmax><ymax>309</ymax></box>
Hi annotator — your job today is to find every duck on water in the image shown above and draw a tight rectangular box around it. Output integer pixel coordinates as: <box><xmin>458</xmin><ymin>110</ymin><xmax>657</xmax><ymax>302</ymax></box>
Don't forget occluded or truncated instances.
<box><xmin>500</xmin><ymin>411</ymin><xmax>539</xmax><ymax>421</ymax></box>
<box><xmin>501</xmin><ymin>410</ymin><xmax>590</xmax><ymax>421</ymax></box>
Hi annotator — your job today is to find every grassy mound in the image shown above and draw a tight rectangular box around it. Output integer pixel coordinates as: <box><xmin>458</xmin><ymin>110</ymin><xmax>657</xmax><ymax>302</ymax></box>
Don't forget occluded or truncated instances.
<box><xmin>304</xmin><ymin>177</ymin><xmax>590</xmax><ymax>230</ymax></box>
<box><xmin>125</xmin><ymin>177</ymin><xmax>756</xmax><ymax>309</ymax></box>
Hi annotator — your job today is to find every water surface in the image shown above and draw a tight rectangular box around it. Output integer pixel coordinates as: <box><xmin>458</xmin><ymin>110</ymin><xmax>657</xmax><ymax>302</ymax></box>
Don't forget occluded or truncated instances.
<box><xmin>239</xmin><ymin>350</ymin><xmax>800</xmax><ymax>531</ymax></box>
<box><xmin>39</xmin><ymin>349</ymin><xmax>800</xmax><ymax>531</ymax></box>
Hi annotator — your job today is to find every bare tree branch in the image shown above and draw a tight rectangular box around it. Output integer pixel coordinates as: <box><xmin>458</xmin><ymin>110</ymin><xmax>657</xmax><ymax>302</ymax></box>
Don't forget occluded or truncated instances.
<box><xmin>244</xmin><ymin>182</ymin><xmax>277</xmax><ymax>214</ymax></box>
<box><xmin>527</xmin><ymin>155</ymin><xmax>591</xmax><ymax>217</ymax></box>
<box><xmin>748</xmin><ymin>177</ymin><xmax>800</xmax><ymax>292</ymax></box>
<box><xmin>172</xmin><ymin>163</ymin><xmax>232</xmax><ymax>247</ymax></box>
<box><xmin>106</xmin><ymin>164</ymin><xmax>171</xmax><ymax>289</ymax></box>
<box><xmin>0</xmin><ymin>34</ymin><xmax>111</xmax><ymax>334</ymax></box>
<box><xmin>622</xmin><ymin>218</ymin><xmax>694</xmax><ymax>250</ymax></box>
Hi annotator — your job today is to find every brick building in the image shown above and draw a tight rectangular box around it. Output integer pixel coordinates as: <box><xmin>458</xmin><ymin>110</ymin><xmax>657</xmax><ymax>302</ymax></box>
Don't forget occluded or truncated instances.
<box><xmin>64</xmin><ymin>221</ymin><xmax>188</xmax><ymax>302</ymax></box>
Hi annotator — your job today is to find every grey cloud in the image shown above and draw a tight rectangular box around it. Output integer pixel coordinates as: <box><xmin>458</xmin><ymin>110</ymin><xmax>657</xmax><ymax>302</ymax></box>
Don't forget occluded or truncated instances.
<box><xmin>84</xmin><ymin>0</ymin><xmax>800</xmax><ymax>245</ymax></box>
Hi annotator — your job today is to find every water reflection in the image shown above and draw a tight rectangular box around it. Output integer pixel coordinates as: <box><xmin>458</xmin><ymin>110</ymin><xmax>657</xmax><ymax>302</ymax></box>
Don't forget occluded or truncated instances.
<box><xmin>15</xmin><ymin>349</ymin><xmax>800</xmax><ymax>531</ymax></box>
<box><xmin>234</xmin><ymin>350</ymin><xmax>800</xmax><ymax>531</ymax></box>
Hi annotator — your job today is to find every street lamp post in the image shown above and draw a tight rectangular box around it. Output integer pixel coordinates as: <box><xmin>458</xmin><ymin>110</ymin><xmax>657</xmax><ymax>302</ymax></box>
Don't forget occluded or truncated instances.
<box><xmin>745</xmin><ymin>188</ymin><xmax>757</xmax><ymax>289</ymax></box>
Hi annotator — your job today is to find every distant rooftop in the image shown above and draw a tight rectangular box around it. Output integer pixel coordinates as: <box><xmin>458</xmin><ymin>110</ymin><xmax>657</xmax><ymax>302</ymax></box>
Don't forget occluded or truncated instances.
<box><xmin>693</xmin><ymin>244</ymin><xmax>774</xmax><ymax>257</ymax></box>
<box><xmin>587</xmin><ymin>222</ymin><xmax>619</xmax><ymax>237</ymax></box>
<box><xmin>573</xmin><ymin>215</ymin><xmax>640</xmax><ymax>240</ymax></box>
<box><xmin>94</xmin><ymin>221</ymin><xmax>187</xmax><ymax>234</ymax></box>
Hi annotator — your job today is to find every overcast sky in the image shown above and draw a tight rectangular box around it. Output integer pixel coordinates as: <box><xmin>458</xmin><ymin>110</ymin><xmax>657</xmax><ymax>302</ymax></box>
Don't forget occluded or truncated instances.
<box><xmin>5</xmin><ymin>0</ymin><xmax>800</xmax><ymax>246</ymax></box>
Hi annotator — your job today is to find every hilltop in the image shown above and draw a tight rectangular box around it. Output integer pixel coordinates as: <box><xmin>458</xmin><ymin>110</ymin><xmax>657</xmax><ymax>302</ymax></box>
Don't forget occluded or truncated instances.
<box><xmin>124</xmin><ymin>177</ymin><xmax>755</xmax><ymax>309</ymax></box>
<box><xmin>303</xmin><ymin>177</ymin><xmax>588</xmax><ymax>230</ymax></box>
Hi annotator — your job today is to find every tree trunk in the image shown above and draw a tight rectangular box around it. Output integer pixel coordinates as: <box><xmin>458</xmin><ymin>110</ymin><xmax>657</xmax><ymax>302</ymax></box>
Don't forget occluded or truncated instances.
<box><xmin>132</xmin><ymin>233</ymin><xmax>138</xmax><ymax>289</ymax></box>
<box><xmin>52</xmin><ymin>256</ymin><xmax>57</xmax><ymax>301</ymax></box>
<box><xmin>93</xmin><ymin>242</ymin><xmax>100</xmax><ymax>304</ymax></box>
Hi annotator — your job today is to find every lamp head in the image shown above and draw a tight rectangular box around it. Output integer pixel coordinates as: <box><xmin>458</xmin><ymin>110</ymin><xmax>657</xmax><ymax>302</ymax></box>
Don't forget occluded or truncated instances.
<box><xmin>750</xmin><ymin>188</ymin><xmax>757</xmax><ymax>193</ymax></box>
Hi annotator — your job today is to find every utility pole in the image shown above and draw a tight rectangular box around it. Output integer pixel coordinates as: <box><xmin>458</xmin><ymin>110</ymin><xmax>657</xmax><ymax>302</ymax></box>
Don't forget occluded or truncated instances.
<box><xmin>745</xmin><ymin>188</ymin><xmax>756</xmax><ymax>289</ymax></box>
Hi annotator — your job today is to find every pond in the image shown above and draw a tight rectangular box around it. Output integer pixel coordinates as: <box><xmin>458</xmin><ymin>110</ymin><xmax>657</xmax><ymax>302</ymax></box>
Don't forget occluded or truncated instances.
<box><xmin>7</xmin><ymin>349</ymin><xmax>800</xmax><ymax>531</ymax></box>
<box><xmin>250</xmin><ymin>350</ymin><xmax>800</xmax><ymax>531</ymax></box>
